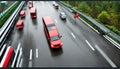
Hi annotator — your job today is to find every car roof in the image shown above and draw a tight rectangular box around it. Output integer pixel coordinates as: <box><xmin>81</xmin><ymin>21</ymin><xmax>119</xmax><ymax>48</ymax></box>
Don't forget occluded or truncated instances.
<box><xmin>49</xmin><ymin>29</ymin><xmax>59</xmax><ymax>37</ymax></box>
<box><xmin>43</xmin><ymin>16</ymin><xmax>54</xmax><ymax>25</ymax></box>
<box><xmin>60</xmin><ymin>12</ymin><xmax>65</xmax><ymax>14</ymax></box>
<box><xmin>20</xmin><ymin>10</ymin><xmax>25</xmax><ymax>14</ymax></box>
<box><xmin>16</xmin><ymin>20</ymin><xmax>23</xmax><ymax>25</ymax></box>
<box><xmin>30</xmin><ymin>7</ymin><xmax>36</xmax><ymax>13</ymax></box>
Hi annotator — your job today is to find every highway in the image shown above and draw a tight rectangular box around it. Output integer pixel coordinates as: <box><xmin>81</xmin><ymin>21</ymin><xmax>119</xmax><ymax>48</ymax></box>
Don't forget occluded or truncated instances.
<box><xmin>4</xmin><ymin>1</ymin><xmax>120</xmax><ymax>67</ymax></box>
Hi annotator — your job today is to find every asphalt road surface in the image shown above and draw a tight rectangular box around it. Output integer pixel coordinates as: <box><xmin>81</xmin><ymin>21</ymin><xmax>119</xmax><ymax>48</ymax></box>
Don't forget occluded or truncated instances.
<box><xmin>5</xmin><ymin>1</ymin><xmax>120</xmax><ymax>67</ymax></box>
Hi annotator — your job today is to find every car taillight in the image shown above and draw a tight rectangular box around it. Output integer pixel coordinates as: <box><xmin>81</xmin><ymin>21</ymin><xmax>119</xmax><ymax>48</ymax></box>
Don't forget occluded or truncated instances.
<box><xmin>51</xmin><ymin>44</ymin><xmax>54</xmax><ymax>47</ymax></box>
<box><xmin>60</xmin><ymin>43</ymin><xmax>63</xmax><ymax>45</ymax></box>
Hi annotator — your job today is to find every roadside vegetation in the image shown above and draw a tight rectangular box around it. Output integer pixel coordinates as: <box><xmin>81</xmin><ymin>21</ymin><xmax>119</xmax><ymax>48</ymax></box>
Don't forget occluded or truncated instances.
<box><xmin>64</xmin><ymin>1</ymin><xmax>120</xmax><ymax>36</ymax></box>
<box><xmin>0</xmin><ymin>2</ymin><xmax>20</xmax><ymax>28</ymax></box>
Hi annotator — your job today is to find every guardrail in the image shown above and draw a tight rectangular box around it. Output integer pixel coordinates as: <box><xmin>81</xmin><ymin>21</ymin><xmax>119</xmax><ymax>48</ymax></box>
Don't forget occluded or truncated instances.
<box><xmin>57</xmin><ymin>1</ymin><xmax>120</xmax><ymax>44</ymax></box>
<box><xmin>0</xmin><ymin>1</ymin><xmax>25</xmax><ymax>47</ymax></box>
<box><xmin>0</xmin><ymin>1</ymin><xmax>18</xmax><ymax>19</ymax></box>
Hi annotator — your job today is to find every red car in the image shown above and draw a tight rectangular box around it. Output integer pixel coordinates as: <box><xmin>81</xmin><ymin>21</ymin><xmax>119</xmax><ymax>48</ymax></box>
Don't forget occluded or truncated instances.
<box><xmin>28</xmin><ymin>1</ymin><xmax>33</xmax><ymax>9</ymax></box>
<box><xmin>49</xmin><ymin>29</ymin><xmax>63</xmax><ymax>48</ymax></box>
<box><xmin>30</xmin><ymin>7</ymin><xmax>37</xmax><ymax>18</ymax></box>
<box><xmin>20</xmin><ymin>10</ymin><xmax>25</xmax><ymax>18</ymax></box>
<box><xmin>16</xmin><ymin>20</ymin><xmax>24</xmax><ymax>30</ymax></box>
<box><xmin>42</xmin><ymin>16</ymin><xmax>63</xmax><ymax>48</ymax></box>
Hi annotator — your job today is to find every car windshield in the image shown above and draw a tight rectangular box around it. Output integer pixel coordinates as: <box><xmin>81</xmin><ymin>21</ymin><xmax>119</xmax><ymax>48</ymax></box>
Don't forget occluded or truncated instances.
<box><xmin>29</xmin><ymin>4</ymin><xmax>32</xmax><ymax>7</ymax></box>
<box><xmin>47</xmin><ymin>24</ymin><xmax>55</xmax><ymax>27</ymax></box>
<box><xmin>61</xmin><ymin>12</ymin><xmax>65</xmax><ymax>15</ymax></box>
<box><xmin>51</xmin><ymin>36</ymin><xmax>60</xmax><ymax>41</ymax></box>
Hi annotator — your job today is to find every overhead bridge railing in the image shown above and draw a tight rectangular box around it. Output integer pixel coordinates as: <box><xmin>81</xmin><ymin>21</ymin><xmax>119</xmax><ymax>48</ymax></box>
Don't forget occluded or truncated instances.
<box><xmin>0</xmin><ymin>1</ymin><xmax>25</xmax><ymax>47</ymax></box>
<box><xmin>57</xmin><ymin>1</ymin><xmax>120</xmax><ymax>44</ymax></box>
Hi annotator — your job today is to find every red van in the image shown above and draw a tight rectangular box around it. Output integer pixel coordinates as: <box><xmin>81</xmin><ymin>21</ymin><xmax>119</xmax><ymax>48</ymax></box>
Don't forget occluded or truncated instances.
<box><xmin>16</xmin><ymin>20</ymin><xmax>24</xmax><ymax>30</ymax></box>
<box><xmin>42</xmin><ymin>16</ymin><xmax>63</xmax><ymax>48</ymax></box>
<box><xmin>20</xmin><ymin>10</ymin><xmax>25</xmax><ymax>18</ymax></box>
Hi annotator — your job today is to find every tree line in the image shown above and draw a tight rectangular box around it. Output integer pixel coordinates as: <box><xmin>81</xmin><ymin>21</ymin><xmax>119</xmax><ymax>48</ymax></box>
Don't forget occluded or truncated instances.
<box><xmin>65</xmin><ymin>1</ymin><xmax>120</xmax><ymax>35</ymax></box>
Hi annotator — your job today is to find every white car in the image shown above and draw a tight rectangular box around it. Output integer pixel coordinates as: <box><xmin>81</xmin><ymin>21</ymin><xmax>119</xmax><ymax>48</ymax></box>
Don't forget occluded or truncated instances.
<box><xmin>53</xmin><ymin>1</ymin><xmax>56</xmax><ymax>6</ymax></box>
<box><xmin>59</xmin><ymin>12</ymin><xmax>66</xmax><ymax>20</ymax></box>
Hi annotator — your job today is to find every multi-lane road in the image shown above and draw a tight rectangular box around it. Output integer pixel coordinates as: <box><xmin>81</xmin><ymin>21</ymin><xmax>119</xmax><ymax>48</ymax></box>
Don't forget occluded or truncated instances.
<box><xmin>4</xmin><ymin>1</ymin><xmax>120</xmax><ymax>67</ymax></box>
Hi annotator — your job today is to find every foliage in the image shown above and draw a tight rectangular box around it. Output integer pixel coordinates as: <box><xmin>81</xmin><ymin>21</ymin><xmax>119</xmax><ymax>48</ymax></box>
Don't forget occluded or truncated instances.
<box><xmin>64</xmin><ymin>1</ymin><xmax>120</xmax><ymax>35</ymax></box>
<box><xmin>97</xmin><ymin>10</ymin><xmax>110</xmax><ymax>24</ymax></box>
<box><xmin>0</xmin><ymin>2</ymin><xmax>20</xmax><ymax>28</ymax></box>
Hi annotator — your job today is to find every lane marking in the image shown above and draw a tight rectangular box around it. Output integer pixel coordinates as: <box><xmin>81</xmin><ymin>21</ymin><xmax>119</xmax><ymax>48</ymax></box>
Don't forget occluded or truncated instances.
<box><xmin>36</xmin><ymin>48</ymin><xmax>38</xmax><ymax>58</ymax></box>
<box><xmin>11</xmin><ymin>43</ymin><xmax>21</xmax><ymax>67</ymax></box>
<box><xmin>16</xmin><ymin>48</ymin><xmax>22</xmax><ymax>67</ymax></box>
<box><xmin>103</xmin><ymin>35</ymin><xmax>120</xmax><ymax>49</ymax></box>
<box><xmin>29</xmin><ymin>49</ymin><xmax>32</xmax><ymax>60</ymax></box>
<box><xmin>55</xmin><ymin>19</ymin><xmax>58</xmax><ymax>23</ymax></box>
<box><xmin>28</xmin><ymin>61</ymin><xmax>32</xmax><ymax>67</ymax></box>
<box><xmin>71</xmin><ymin>32</ymin><xmax>76</xmax><ymax>39</ymax></box>
<box><xmin>0</xmin><ymin>44</ymin><xmax>7</xmax><ymax>56</ymax></box>
<box><xmin>19</xmin><ymin>58</ymin><xmax>23</xmax><ymax>67</ymax></box>
<box><xmin>85</xmin><ymin>40</ymin><xmax>95</xmax><ymax>51</ymax></box>
<box><xmin>95</xmin><ymin>45</ymin><xmax>117</xmax><ymax>67</ymax></box>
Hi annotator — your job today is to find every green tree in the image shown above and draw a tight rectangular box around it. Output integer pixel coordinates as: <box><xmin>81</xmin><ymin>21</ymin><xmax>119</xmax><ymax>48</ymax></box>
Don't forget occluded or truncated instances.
<box><xmin>97</xmin><ymin>10</ymin><xmax>110</xmax><ymax>24</ymax></box>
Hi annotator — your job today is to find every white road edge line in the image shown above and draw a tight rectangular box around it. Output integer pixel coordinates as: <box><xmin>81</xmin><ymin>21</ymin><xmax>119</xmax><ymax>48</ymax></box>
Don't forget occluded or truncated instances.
<box><xmin>95</xmin><ymin>45</ymin><xmax>117</xmax><ymax>67</ymax></box>
<box><xmin>16</xmin><ymin>48</ymin><xmax>22</xmax><ymax>67</ymax></box>
<box><xmin>71</xmin><ymin>32</ymin><xmax>76</xmax><ymax>39</ymax></box>
<box><xmin>85</xmin><ymin>40</ymin><xmax>95</xmax><ymax>51</ymax></box>
<box><xmin>29</xmin><ymin>49</ymin><xmax>32</xmax><ymax>60</ymax></box>
<box><xmin>79</xmin><ymin>17</ymin><xmax>100</xmax><ymax>34</ymax></box>
<box><xmin>36</xmin><ymin>48</ymin><xmax>38</xmax><ymax>58</ymax></box>
<box><xmin>11</xmin><ymin>43</ymin><xmax>21</xmax><ymax>67</ymax></box>
<box><xmin>103</xmin><ymin>35</ymin><xmax>120</xmax><ymax>49</ymax></box>
<box><xmin>19</xmin><ymin>58</ymin><xmax>23</xmax><ymax>67</ymax></box>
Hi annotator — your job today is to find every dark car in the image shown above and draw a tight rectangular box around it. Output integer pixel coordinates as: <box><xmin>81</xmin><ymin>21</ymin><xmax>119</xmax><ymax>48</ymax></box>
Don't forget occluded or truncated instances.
<box><xmin>54</xmin><ymin>4</ymin><xmax>59</xmax><ymax>9</ymax></box>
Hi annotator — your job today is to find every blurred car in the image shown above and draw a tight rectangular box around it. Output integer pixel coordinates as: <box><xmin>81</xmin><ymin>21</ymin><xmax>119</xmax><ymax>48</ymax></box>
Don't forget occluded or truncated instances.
<box><xmin>20</xmin><ymin>10</ymin><xmax>25</xmax><ymax>18</ymax></box>
<box><xmin>28</xmin><ymin>1</ymin><xmax>33</xmax><ymax>9</ymax></box>
<box><xmin>59</xmin><ymin>12</ymin><xmax>66</xmax><ymax>20</ymax></box>
<box><xmin>54</xmin><ymin>3</ymin><xmax>59</xmax><ymax>9</ymax></box>
<box><xmin>16</xmin><ymin>20</ymin><xmax>24</xmax><ymax>30</ymax></box>
<box><xmin>52</xmin><ymin>1</ymin><xmax>56</xmax><ymax>6</ymax></box>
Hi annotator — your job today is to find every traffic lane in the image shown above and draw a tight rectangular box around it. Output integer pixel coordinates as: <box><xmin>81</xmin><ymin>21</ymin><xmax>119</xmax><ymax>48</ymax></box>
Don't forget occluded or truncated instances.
<box><xmin>18</xmin><ymin>2</ymin><xmax>40</xmax><ymax>66</ymax></box>
<box><xmin>31</xmin><ymin>1</ymin><xmax>110</xmax><ymax>67</ymax></box>
<box><xmin>21</xmin><ymin>1</ymin><xmax>56</xmax><ymax>67</ymax></box>
<box><xmin>58</xmin><ymin>2</ymin><xmax>120</xmax><ymax>66</ymax></box>
<box><xmin>4</xmin><ymin>8</ymin><xmax>27</xmax><ymax>50</ymax></box>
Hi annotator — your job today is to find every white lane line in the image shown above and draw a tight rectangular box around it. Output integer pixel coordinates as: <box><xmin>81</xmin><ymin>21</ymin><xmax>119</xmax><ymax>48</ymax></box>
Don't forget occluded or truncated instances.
<box><xmin>85</xmin><ymin>40</ymin><xmax>95</xmax><ymax>51</ymax></box>
<box><xmin>0</xmin><ymin>44</ymin><xmax>7</xmax><ymax>56</ymax></box>
<box><xmin>55</xmin><ymin>19</ymin><xmax>58</xmax><ymax>23</ymax></box>
<box><xmin>11</xmin><ymin>43</ymin><xmax>21</xmax><ymax>67</ymax></box>
<box><xmin>103</xmin><ymin>35</ymin><xmax>120</xmax><ymax>49</ymax></box>
<box><xmin>29</xmin><ymin>49</ymin><xmax>32</xmax><ymax>60</ymax></box>
<box><xmin>79</xmin><ymin>17</ymin><xmax>100</xmax><ymax>34</ymax></box>
<box><xmin>19</xmin><ymin>58</ymin><xmax>23</xmax><ymax>67</ymax></box>
<box><xmin>36</xmin><ymin>48</ymin><xmax>38</xmax><ymax>58</ymax></box>
<box><xmin>71</xmin><ymin>32</ymin><xmax>76</xmax><ymax>39</ymax></box>
<box><xmin>16</xmin><ymin>48</ymin><xmax>22</xmax><ymax>67</ymax></box>
<box><xmin>28</xmin><ymin>61</ymin><xmax>32</xmax><ymax>67</ymax></box>
<box><xmin>95</xmin><ymin>45</ymin><xmax>117</xmax><ymax>67</ymax></box>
